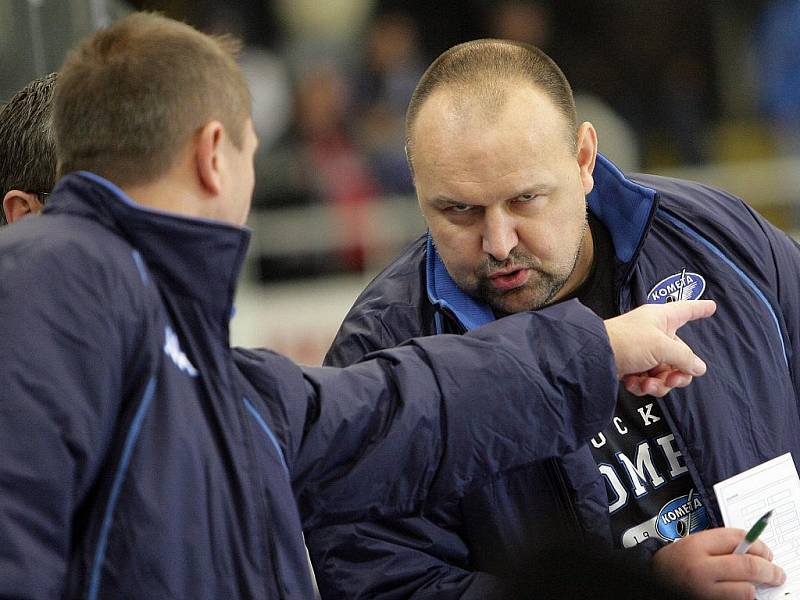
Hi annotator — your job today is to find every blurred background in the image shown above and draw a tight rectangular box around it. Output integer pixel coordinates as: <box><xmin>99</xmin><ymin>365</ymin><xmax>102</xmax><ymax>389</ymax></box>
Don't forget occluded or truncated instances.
<box><xmin>4</xmin><ymin>0</ymin><xmax>800</xmax><ymax>363</ymax></box>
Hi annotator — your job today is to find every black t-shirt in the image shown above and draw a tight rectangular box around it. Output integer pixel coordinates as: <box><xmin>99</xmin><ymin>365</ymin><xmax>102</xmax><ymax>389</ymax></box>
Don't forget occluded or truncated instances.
<box><xmin>570</xmin><ymin>215</ymin><xmax>709</xmax><ymax>548</ymax></box>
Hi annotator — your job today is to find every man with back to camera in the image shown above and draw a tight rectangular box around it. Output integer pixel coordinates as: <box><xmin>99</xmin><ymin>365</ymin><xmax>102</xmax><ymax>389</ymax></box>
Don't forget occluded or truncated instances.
<box><xmin>308</xmin><ymin>39</ymin><xmax>800</xmax><ymax>600</ymax></box>
<box><xmin>0</xmin><ymin>14</ymin><xmax>717</xmax><ymax>599</ymax></box>
<box><xmin>0</xmin><ymin>72</ymin><xmax>57</xmax><ymax>224</ymax></box>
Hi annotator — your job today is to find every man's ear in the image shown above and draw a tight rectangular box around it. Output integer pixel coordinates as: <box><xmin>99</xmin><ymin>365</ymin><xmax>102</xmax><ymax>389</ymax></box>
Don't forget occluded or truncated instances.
<box><xmin>576</xmin><ymin>121</ymin><xmax>598</xmax><ymax>195</ymax></box>
<box><xmin>194</xmin><ymin>121</ymin><xmax>225</xmax><ymax>196</ymax></box>
<box><xmin>3</xmin><ymin>190</ymin><xmax>43</xmax><ymax>224</ymax></box>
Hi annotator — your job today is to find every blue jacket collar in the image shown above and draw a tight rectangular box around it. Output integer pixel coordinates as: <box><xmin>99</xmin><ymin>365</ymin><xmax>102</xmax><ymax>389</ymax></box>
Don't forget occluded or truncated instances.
<box><xmin>47</xmin><ymin>172</ymin><xmax>250</xmax><ymax>325</ymax></box>
<box><xmin>426</xmin><ymin>154</ymin><xmax>657</xmax><ymax>331</ymax></box>
<box><xmin>425</xmin><ymin>237</ymin><xmax>496</xmax><ymax>331</ymax></box>
<box><xmin>587</xmin><ymin>154</ymin><xmax>657</xmax><ymax>263</ymax></box>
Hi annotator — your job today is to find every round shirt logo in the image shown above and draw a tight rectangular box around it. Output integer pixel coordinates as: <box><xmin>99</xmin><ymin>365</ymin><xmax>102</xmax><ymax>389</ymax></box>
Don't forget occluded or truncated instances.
<box><xmin>656</xmin><ymin>490</ymin><xmax>709</xmax><ymax>541</ymax></box>
<box><xmin>647</xmin><ymin>270</ymin><xmax>706</xmax><ymax>304</ymax></box>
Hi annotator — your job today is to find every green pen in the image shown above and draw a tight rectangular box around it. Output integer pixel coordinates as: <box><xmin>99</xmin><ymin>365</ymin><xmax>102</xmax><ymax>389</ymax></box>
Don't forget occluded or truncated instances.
<box><xmin>733</xmin><ymin>510</ymin><xmax>773</xmax><ymax>555</ymax></box>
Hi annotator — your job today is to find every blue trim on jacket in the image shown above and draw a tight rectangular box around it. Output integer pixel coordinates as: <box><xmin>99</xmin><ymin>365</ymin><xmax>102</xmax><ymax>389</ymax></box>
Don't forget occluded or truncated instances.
<box><xmin>659</xmin><ymin>209</ymin><xmax>788</xmax><ymax>365</ymax></box>
<box><xmin>87</xmin><ymin>377</ymin><xmax>157</xmax><ymax>600</ymax></box>
<box><xmin>243</xmin><ymin>396</ymin><xmax>291</xmax><ymax>477</ymax></box>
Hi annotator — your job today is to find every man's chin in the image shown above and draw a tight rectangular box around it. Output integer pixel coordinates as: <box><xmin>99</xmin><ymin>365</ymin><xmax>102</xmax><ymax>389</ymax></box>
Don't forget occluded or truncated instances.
<box><xmin>486</xmin><ymin>288</ymin><xmax>551</xmax><ymax>315</ymax></box>
<box><xmin>467</xmin><ymin>276</ymin><xmax>560</xmax><ymax>314</ymax></box>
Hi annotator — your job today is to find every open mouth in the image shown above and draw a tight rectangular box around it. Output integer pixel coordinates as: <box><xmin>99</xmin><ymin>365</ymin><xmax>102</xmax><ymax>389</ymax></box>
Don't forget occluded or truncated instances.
<box><xmin>488</xmin><ymin>268</ymin><xmax>531</xmax><ymax>291</ymax></box>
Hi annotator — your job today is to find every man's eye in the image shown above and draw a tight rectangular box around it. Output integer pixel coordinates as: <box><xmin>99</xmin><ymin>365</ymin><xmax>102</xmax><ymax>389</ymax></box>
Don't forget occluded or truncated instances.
<box><xmin>448</xmin><ymin>204</ymin><xmax>472</xmax><ymax>213</ymax></box>
<box><xmin>514</xmin><ymin>193</ymin><xmax>547</xmax><ymax>209</ymax></box>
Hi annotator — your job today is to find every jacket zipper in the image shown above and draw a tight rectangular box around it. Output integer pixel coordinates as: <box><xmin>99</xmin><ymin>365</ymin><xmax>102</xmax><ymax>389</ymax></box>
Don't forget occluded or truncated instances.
<box><xmin>547</xmin><ymin>458</ymin><xmax>582</xmax><ymax>536</ymax></box>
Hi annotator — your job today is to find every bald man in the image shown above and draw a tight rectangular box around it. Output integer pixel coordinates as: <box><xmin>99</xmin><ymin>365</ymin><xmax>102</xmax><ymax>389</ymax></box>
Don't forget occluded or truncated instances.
<box><xmin>310</xmin><ymin>39</ymin><xmax>797</xmax><ymax>600</ymax></box>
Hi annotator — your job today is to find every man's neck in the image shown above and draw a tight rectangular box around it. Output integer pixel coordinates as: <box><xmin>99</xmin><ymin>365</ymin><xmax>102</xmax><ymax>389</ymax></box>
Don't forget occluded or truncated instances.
<box><xmin>123</xmin><ymin>176</ymin><xmax>206</xmax><ymax>221</ymax></box>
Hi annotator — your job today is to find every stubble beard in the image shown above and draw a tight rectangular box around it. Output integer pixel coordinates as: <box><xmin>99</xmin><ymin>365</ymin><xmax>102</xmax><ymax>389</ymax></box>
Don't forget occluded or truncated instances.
<box><xmin>470</xmin><ymin>220</ymin><xmax>588</xmax><ymax>315</ymax></box>
<box><xmin>473</xmin><ymin>256</ymin><xmax>567</xmax><ymax>315</ymax></box>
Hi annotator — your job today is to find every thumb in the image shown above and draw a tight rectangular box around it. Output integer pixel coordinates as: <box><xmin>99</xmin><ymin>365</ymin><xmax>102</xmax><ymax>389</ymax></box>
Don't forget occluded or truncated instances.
<box><xmin>663</xmin><ymin>299</ymin><xmax>717</xmax><ymax>335</ymax></box>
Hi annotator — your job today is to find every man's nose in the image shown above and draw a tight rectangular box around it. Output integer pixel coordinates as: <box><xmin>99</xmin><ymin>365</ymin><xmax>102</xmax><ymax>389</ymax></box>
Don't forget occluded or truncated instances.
<box><xmin>481</xmin><ymin>210</ymin><xmax>518</xmax><ymax>261</ymax></box>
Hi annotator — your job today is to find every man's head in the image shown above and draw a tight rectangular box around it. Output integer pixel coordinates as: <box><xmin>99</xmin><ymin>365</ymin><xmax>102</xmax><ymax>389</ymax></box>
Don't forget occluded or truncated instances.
<box><xmin>0</xmin><ymin>73</ymin><xmax>58</xmax><ymax>225</ymax></box>
<box><xmin>406</xmin><ymin>40</ymin><xmax>598</xmax><ymax>314</ymax></box>
<box><xmin>54</xmin><ymin>12</ymin><xmax>256</xmax><ymax>225</ymax></box>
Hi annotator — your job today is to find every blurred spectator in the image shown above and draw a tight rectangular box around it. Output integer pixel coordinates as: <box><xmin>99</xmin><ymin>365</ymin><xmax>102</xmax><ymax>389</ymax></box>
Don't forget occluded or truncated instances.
<box><xmin>586</xmin><ymin>1</ymin><xmax>717</xmax><ymax>166</ymax></box>
<box><xmin>487</xmin><ymin>0</ymin><xmax>552</xmax><ymax>48</ymax></box>
<box><xmin>240</xmin><ymin>49</ymin><xmax>292</xmax><ymax>166</ymax></box>
<box><xmin>574</xmin><ymin>94</ymin><xmax>641</xmax><ymax>172</ymax></box>
<box><xmin>275</xmin><ymin>0</ymin><xmax>373</xmax><ymax>70</ymax></box>
<box><xmin>660</xmin><ymin>51</ymin><xmax>712</xmax><ymax>165</ymax></box>
<box><xmin>373</xmin><ymin>0</ymin><xmax>485</xmax><ymax>58</ymax></box>
<box><xmin>353</xmin><ymin>10</ymin><xmax>425</xmax><ymax>194</ymax></box>
<box><xmin>755</xmin><ymin>0</ymin><xmax>800</xmax><ymax>154</ymax></box>
<box><xmin>261</xmin><ymin>65</ymin><xmax>379</xmax><ymax>272</ymax></box>
<box><xmin>298</xmin><ymin>66</ymin><xmax>379</xmax><ymax>270</ymax></box>
<box><xmin>276</xmin><ymin>0</ymin><xmax>373</xmax><ymax>44</ymax></box>
<box><xmin>486</xmin><ymin>0</ymin><xmax>641</xmax><ymax>170</ymax></box>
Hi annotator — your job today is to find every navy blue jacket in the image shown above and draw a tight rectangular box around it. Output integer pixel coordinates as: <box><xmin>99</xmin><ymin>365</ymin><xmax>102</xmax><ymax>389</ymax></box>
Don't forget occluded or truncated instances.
<box><xmin>0</xmin><ymin>172</ymin><xmax>619</xmax><ymax>599</ymax></box>
<box><xmin>311</xmin><ymin>155</ymin><xmax>800</xmax><ymax>599</ymax></box>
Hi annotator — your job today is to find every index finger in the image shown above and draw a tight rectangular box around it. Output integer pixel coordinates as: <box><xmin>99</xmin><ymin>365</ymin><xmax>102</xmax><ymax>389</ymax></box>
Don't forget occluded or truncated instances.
<box><xmin>663</xmin><ymin>300</ymin><xmax>717</xmax><ymax>334</ymax></box>
<box><xmin>691</xmin><ymin>528</ymin><xmax>773</xmax><ymax>557</ymax></box>
<box><xmin>744</xmin><ymin>539</ymin><xmax>773</xmax><ymax>562</ymax></box>
<box><xmin>712</xmin><ymin>553</ymin><xmax>785</xmax><ymax>587</ymax></box>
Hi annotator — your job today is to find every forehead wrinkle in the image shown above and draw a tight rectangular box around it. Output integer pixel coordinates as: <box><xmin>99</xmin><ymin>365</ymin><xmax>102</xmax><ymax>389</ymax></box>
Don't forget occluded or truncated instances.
<box><xmin>431</xmin><ymin>140</ymin><xmax>553</xmax><ymax>185</ymax></box>
<box><xmin>438</xmin><ymin>166</ymin><xmax>531</xmax><ymax>187</ymax></box>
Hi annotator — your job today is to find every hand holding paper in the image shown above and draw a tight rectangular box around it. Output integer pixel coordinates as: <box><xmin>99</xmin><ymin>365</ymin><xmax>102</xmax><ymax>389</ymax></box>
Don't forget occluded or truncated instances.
<box><xmin>714</xmin><ymin>453</ymin><xmax>800</xmax><ymax>599</ymax></box>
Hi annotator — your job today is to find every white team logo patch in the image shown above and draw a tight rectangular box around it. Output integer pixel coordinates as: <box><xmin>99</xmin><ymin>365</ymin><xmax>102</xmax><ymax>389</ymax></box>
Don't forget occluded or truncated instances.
<box><xmin>647</xmin><ymin>269</ymin><xmax>706</xmax><ymax>304</ymax></box>
<box><xmin>164</xmin><ymin>326</ymin><xmax>198</xmax><ymax>377</ymax></box>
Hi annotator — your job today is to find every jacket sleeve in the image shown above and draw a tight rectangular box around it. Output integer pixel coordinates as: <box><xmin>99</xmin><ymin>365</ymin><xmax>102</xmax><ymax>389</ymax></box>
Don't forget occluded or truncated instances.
<box><xmin>315</xmin><ymin>309</ymin><xmax>510</xmax><ymax>598</ymax></box>
<box><xmin>235</xmin><ymin>298</ymin><xmax>616</xmax><ymax>600</ymax></box>
<box><xmin>293</xmin><ymin>299</ymin><xmax>615</xmax><ymax>522</ymax></box>
<box><xmin>0</xmin><ymin>242</ymin><xmax>129</xmax><ymax>599</ymax></box>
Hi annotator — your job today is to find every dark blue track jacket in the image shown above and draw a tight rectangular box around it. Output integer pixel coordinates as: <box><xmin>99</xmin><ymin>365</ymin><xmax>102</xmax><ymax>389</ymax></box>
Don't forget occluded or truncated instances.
<box><xmin>312</xmin><ymin>155</ymin><xmax>800</xmax><ymax>599</ymax></box>
<box><xmin>0</xmin><ymin>172</ymin><xmax>620</xmax><ymax>599</ymax></box>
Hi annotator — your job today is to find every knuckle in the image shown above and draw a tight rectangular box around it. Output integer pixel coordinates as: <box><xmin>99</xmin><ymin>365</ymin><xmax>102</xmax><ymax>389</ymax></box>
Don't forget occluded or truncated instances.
<box><xmin>741</xmin><ymin>554</ymin><xmax>760</xmax><ymax>580</ymax></box>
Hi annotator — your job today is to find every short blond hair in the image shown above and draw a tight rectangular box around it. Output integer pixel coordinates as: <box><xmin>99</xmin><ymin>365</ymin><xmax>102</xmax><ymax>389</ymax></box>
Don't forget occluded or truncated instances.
<box><xmin>55</xmin><ymin>12</ymin><xmax>251</xmax><ymax>186</ymax></box>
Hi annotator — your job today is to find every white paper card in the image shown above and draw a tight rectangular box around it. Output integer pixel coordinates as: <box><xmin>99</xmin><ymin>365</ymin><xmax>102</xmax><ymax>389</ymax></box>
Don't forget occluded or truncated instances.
<box><xmin>714</xmin><ymin>452</ymin><xmax>800</xmax><ymax>599</ymax></box>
